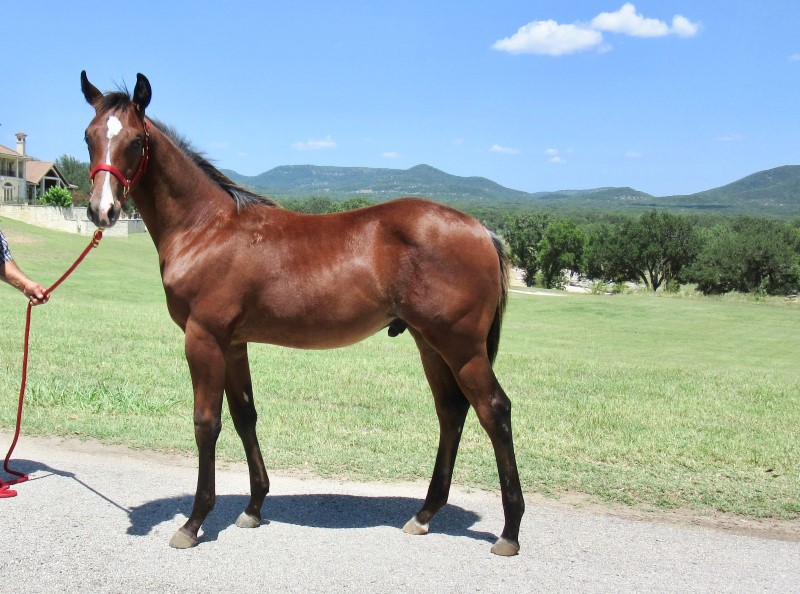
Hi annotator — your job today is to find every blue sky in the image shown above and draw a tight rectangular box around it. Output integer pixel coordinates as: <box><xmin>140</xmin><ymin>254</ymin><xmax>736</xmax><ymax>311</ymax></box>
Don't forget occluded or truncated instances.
<box><xmin>3</xmin><ymin>1</ymin><xmax>799</xmax><ymax>196</ymax></box>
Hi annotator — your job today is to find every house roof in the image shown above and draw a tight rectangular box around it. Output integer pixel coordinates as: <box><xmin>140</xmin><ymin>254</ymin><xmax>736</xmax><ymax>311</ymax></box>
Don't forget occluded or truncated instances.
<box><xmin>26</xmin><ymin>161</ymin><xmax>66</xmax><ymax>185</ymax></box>
<box><xmin>0</xmin><ymin>144</ymin><xmax>25</xmax><ymax>158</ymax></box>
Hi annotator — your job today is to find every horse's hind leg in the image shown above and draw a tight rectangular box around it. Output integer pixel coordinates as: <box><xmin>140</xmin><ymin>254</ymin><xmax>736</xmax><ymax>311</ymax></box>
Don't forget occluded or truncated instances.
<box><xmin>410</xmin><ymin>327</ymin><xmax>524</xmax><ymax>555</ymax></box>
<box><xmin>403</xmin><ymin>333</ymin><xmax>470</xmax><ymax>536</ymax></box>
<box><xmin>454</xmin><ymin>352</ymin><xmax>524</xmax><ymax>556</ymax></box>
<box><xmin>224</xmin><ymin>343</ymin><xmax>270</xmax><ymax>529</ymax></box>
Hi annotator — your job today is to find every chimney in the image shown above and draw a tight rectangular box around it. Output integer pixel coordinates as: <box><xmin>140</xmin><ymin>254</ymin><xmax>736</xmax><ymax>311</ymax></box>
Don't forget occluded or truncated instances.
<box><xmin>15</xmin><ymin>132</ymin><xmax>27</xmax><ymax>156</ymax></box>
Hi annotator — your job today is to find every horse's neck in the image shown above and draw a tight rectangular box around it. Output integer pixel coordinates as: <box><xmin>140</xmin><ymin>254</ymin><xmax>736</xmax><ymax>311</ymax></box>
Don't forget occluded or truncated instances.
<box><xmin>133</xmin><ymin>129</ymin><xmax>235</xmax><ymax>248</ymax></box>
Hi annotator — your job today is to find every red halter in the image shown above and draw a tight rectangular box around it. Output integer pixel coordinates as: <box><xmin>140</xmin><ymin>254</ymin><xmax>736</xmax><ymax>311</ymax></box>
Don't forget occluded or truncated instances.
<box><xmin>89</xmin><ymin>120</ymin><xmax>150</xmax><ymax>207</ymax></box>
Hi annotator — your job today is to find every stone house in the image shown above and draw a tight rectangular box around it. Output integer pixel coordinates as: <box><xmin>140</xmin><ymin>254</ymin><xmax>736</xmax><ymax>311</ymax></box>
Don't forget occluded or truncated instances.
<box><xmin>0</xmin><ymin>132</ymin><xmax>72</xmax><ymax>204</ymax></box>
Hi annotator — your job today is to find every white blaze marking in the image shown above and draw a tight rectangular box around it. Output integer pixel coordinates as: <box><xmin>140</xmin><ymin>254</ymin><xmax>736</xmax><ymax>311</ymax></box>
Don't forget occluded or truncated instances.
<box><xmin>106</xmin><ymin>116</ymin><xmax>123</xmax><ymax>139</ymax></box>
<box><xmin>99</xmin><ymin>116</ymin><xmax>123</xmax><ymax>218</ymax></box>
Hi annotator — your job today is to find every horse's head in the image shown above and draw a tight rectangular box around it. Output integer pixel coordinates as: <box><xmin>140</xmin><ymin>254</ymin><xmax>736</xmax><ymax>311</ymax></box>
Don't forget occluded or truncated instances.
<box><xmin>81</xmin><ymin>71</ymin><xmax>151</xmax><ymax>228</ymax></box>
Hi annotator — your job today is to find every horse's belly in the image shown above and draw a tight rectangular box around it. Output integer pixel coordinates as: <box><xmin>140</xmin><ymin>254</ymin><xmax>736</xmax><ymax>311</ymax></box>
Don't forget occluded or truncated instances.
<box><xmin>236</xmin><ymin>310</ymin><xmax>392</xmax><ymax>350</ymax></box>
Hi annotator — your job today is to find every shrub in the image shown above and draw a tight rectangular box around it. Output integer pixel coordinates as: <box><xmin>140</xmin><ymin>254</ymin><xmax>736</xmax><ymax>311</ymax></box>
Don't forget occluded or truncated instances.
<box><xmin>612</xmin><ymin>281</ymin><xmax>627</xmax><ymax>295</ymax></box>
<box><xmin>39</xmin><ymin>186</ymin><xmax>73</xmax><ymax>207</ymax></box>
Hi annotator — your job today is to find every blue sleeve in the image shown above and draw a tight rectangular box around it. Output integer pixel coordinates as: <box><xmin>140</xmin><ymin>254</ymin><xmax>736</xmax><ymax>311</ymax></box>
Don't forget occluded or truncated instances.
<box><xmin>0</xmin><ymin>229</ymin><xmax>12</xmax><ymax>263</ymax></box>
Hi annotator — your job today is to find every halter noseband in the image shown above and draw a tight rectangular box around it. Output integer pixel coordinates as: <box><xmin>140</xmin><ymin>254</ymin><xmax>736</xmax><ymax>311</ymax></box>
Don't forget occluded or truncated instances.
<box><xmin>89</xmin><ymin>120</ymin><xmax>150</xmax><ymax>207</ymax></box>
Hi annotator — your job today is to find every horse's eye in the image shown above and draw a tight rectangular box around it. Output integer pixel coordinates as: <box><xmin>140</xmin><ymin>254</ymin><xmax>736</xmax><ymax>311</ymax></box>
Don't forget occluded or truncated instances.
<box><xmin>131</xmin><ymin>138</ymin><xmax>143</xmax><ymax>150</ymax></box>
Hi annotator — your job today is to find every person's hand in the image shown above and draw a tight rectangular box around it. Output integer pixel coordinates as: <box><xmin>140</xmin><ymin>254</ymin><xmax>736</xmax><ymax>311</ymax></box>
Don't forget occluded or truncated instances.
<box><xmin>23</xmin><ymin>281</ymin><xmax>49</xmax><ymax>305</ymax></box>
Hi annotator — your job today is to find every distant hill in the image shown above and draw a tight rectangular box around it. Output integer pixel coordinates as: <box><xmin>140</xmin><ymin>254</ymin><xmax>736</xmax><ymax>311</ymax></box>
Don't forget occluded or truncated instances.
<box><xmin>657</xmin><ymin>165</ymin><xmax>800</xmax><ymax>215</ymax></box>
<box><xmin>222</xmin><ymin>163</ymin><xmax>535</xmax><ymax>205</ymax></box>
<box><xmin>221</xmin><ymin>163</ymin><xmax>800</xmax><ymax>217</ymax></box>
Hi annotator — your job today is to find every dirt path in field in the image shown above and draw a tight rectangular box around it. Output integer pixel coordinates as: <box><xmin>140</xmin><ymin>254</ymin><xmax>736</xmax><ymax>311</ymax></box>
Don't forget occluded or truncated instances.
<box><xmin>1</xmin><ymin>432</ymin><xmax>798</xmax><ymax>593</ymax></box>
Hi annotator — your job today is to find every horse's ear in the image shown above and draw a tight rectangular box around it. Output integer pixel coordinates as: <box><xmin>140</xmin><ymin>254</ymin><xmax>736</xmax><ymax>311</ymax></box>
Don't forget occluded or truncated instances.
<box><xmin>133</xmin><ymin>73</ymin><xmax>152</xmax><ymax>112</ymax></box>
<box><xmin>81</xmin><ymin>70</ymin><xmax>103</xmax><ymax>107</ymax></box>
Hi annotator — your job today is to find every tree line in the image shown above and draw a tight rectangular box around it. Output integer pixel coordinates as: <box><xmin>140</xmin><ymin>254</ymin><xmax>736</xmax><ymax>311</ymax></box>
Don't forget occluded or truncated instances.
<box><xmin>502</xmin><ymin>210</ymin><xmax>800</xmax><ymax>296</ymax></box>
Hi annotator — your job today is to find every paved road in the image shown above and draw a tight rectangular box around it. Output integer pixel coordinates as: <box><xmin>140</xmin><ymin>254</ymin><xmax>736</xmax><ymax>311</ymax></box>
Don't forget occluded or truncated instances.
<box><xmin>1</xmin><ymin>433</ymin><xmax>798</xmax><ymax>593</ymax></box>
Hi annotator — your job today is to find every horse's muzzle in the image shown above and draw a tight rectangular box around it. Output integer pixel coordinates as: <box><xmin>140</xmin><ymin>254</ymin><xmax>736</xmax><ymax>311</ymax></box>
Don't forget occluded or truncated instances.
<box><xmin>87</xmin><ymin>201</ymin><xmax>120</xmax><ymax>229</ymax></box>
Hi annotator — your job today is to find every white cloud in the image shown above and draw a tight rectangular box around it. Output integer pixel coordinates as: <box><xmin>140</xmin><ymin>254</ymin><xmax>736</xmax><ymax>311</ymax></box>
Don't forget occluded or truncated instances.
<box><xmin>592</xmin><ymin>3</ymin><xmax>669</xmax><ymax>37</ymax></box>
<box><xmin>491</xmin><ymin>20</ymin><xmax>604</xmax><ymax>56</ymax></box>
<box><xmin>490</xmin><ymin>144</ymin><xmax>520</xmax><ymax>154</ymax></box>
<box><xmin>625</xmin><ymin>150</ymin><xmax>642</xmax><ymax>158</ymax></box>
<box><xmin>291</xmin><ymin>136</ymin><xmax>337</xmax><ymax>150</ymax></box>
<box><xmin>671</xmin><ymin>15</ymin><xmax>701</xmax><ymax>37</ymax></box>
<box><xmin>382</xmin><ymin>151</ymin><xmax>401</xmax><ymax>159</ymax></box>
<box><xmin>545</xmin><ymin>148</ymin><xmax>566</xmax><ymax>164</ymax></box>
<box><xmin>592</xmin><ymin>3</ymin><xmax>699</xmax><ymax>37</ymax></box>
<box><xmin>452</xmin><ymin>137</ymin><xmax>465</xmax><ymax>146</ymax></box>
<box><xmin>492</xmin><ymin>4</ymin><xmax>699</xmax><ymax>57</ymax></box>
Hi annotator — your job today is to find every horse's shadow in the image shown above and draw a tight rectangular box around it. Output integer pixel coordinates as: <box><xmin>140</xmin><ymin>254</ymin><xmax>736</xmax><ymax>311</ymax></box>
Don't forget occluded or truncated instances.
<box><xmin>128</xmin><ymin>492</ymin><xmax>496</xmax><ymax>545</ymax></box>
<box><xmin>3</xmin><ymin>458</ymin><xmax>496</xmax><ymax>546</ymax></box>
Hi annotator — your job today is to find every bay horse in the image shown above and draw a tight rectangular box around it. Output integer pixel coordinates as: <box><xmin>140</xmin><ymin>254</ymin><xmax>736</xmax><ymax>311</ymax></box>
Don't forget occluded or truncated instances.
<box><xmin>79</xmin><ymin>71</ymin><xmax>524</xmax><ymax>556</ymax></box>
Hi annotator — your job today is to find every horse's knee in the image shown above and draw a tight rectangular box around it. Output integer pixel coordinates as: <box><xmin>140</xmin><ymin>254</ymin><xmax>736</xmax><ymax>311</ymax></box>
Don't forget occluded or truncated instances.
<box><xmin>193</xmin><ymin>413</ymin><xmax>222</xmax><ymax>441</ymax></box>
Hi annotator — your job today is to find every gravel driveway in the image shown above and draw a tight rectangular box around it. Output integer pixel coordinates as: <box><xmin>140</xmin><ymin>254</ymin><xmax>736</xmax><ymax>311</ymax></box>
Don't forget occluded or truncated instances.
<box><xmin>1</xmin><ymin>432</ymin><xmax>797</xmax><ymax>593</ymax></box>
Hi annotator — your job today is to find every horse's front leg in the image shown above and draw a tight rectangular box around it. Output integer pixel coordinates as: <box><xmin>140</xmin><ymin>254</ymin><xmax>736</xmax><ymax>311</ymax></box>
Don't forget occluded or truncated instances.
<box><xmin>225</xmin><ymin>342</ymin><xmax>270</xmax><ymax>529</ymax></box>
<box><xmin>169</xmin><ymin>321</ymin><xmax>228</xmax><ymax>549</ymax></box>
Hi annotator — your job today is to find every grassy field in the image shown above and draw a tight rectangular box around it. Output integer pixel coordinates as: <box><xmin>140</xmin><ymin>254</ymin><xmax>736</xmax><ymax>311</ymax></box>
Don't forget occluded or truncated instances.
<box><xmin>1</xmin><ymin>216</ymin><xmax>798</xmax><ymax>519</ymax></box>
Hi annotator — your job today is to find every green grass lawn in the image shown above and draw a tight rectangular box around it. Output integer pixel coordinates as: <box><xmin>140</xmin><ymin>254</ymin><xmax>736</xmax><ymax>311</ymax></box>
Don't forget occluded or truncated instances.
<box><xmin>2</xmin><ymin>216</ymin><xmax>798</xmax><ymax>519</ymax></box>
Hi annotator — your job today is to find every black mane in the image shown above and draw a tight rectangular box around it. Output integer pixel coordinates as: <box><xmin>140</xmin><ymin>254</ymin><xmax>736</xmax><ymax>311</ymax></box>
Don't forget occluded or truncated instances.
<box><xmin>96</xmin><ymin>91</ymin><xmax>280</xmax><ymax>210</ymax></box>
<box><xmin>149</xmin><ymin>118</ymin><xmax>280</xmax><ymax>209</ymax></box>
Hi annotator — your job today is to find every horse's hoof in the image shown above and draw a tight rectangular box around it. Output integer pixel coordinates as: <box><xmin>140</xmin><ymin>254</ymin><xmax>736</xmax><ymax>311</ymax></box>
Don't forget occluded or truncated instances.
<box><xmin>490</xmin><ymin>537</ymin><xmax>520</xmax><ymax>556</ymax></box>
<box><xmin>402</xmin><ymin>517</ymin><xmax>429</xmax><ymax>536</ymax></box>
<box><xmin>169</xmin><ymin>528</ymin><xmax>198</xmax><ymax>549</ymax></box>
<box><xmin>235</xmin><ymin>512</ymin><xmax>261</xmax><ymax>529</ymax></box>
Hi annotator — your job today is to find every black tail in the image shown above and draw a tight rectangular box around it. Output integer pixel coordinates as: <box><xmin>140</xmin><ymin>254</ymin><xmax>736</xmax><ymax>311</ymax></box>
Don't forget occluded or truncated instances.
<box><xmin>486</xmin><ymin>230</ymin><xmax>509</xmax><ymax>365</ymax></box>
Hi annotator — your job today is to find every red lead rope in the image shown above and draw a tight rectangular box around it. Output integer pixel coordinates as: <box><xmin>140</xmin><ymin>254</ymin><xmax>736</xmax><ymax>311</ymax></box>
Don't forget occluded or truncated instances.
<box><xmin>1</xmin><ymin>229</ymin><xmax>104</xmax><ymax>498</ymax></box>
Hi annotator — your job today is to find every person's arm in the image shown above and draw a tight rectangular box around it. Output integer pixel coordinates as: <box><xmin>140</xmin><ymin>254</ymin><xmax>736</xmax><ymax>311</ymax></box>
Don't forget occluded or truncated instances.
<box><xmin>0</xmin><ymin>260</ymin><xmax>49</xmax><ymax>305</ymax></box>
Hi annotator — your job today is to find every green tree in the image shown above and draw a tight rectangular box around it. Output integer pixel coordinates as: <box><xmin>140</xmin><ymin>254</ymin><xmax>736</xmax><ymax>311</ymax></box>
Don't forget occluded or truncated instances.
<box><xmin>503</xmin><ymin>213</ymin><xmax>550</xmax><ymax>286</ymax></box>
<box><xmin>581</xmin><ymin>222</ymin><xmax>620</xmax><ymax>282</ymax></box>
<box><xmin>332</xmin><ymin>197</ymin><xmax>375</xmax><ymax>212</ymax></box>
<box><xmin>38</xmin><ymin>186</ymin><xmax>73</xmax><ymax>207</ymax></box>
<box><xmin>286</xmin><ymin>196</ymin><xmax>337</xmax><ymax>213</ymax></box>
<box><xmin>615</xmin><ymin>211</ymin><xmax>700</xmax><ymax>291</ymax></box>
<box><xmin>55</xmin><ymin>154</ymin><xmax>91</xmax><ymax>194</ymax></box>
<box><xmin>283</xmin><ymin>196</ymin><xmax>375</xmax><ymax>214</ymax></box>
<box><xmin>687</xmin><ymin>217</ymin><xmax>800</xmax><ymax>295</ymax></box>
<box><xmin>537</xmin><ymin>219</ymin><xmax>585</xmax><ymax>289</ymax></box>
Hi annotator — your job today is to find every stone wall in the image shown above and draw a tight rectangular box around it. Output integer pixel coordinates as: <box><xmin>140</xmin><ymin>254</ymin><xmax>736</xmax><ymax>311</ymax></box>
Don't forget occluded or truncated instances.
<box><xmin>0</xmin><ymin>204</ymin><xmax>146</xmax><ymax>237</ymax></box>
